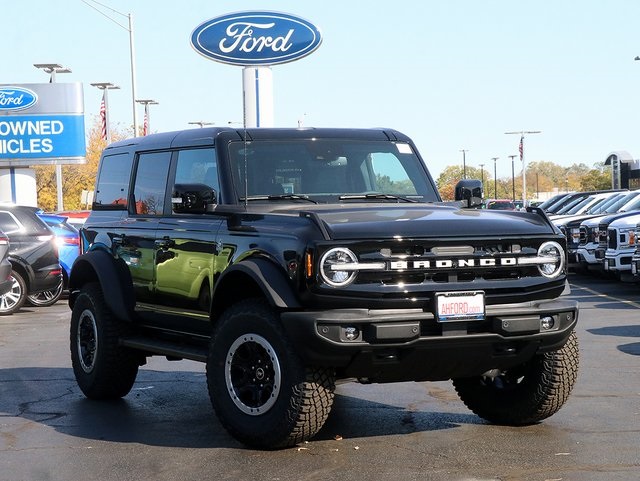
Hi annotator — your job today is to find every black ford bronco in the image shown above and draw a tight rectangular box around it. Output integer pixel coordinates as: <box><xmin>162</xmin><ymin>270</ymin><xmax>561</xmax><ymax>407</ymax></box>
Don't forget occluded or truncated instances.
<box><xmin>69</xmin><ymin>127</ymin><xmax>579</xmax><ymax>449</ymax></box>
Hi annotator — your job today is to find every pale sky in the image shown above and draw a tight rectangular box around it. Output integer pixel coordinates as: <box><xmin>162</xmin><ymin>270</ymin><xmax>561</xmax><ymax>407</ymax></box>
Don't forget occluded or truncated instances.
<box><xmin>5</xmin><ymin>0</ymin><xmax>640</xmax><ymax>181</ymax></box>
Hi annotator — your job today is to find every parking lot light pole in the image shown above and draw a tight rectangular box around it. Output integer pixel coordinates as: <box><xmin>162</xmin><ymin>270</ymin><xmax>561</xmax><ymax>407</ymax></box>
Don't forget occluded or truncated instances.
<box><xmin>188</xmin><ymin>121</ymin><xmax>215</xmax><ymax>128</ymax></box>
<box><xmin>34</xmin><ymin>63</ymin><xmax>72</xmax><ymax>211</ymax></box>
<box><xmin>509</xmin><ymin>154</ymin><xmax>517</xmax><ymax>201</ymax></box>
<box><xmin>505</xmin><ymin>130</ymin><xmax>541</xmax><ymax>205</ymax></box>
<box><xmin>136</xmin><ymin>99</ymin><xmax>158</xmax><ymax>135</ymax></box>
<box><xmin>492</xmin><ymin>157</ymin><xmax>499</xmax><ymax>198</ymax></box>
<box><xmin>91</xmin><ymin>83</ymin><xmax>120</xmax><ymax>143</ymax></box>
<box><xmin>81</xmin><ymin>1</ymin><xmax>139</xmax><ymax>137</ymax></box>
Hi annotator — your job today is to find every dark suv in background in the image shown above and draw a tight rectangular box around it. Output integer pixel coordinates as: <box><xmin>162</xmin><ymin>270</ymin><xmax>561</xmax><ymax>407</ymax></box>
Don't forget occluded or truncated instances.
<box><xmin>0</xmin><ymin>205</ymin><xmax>62</xmax><ymax>315</ymax></box>
<box><xmin>0</xmin><ymin>230</ymin><xmax>11</xmax><ymax>297</ymax></box>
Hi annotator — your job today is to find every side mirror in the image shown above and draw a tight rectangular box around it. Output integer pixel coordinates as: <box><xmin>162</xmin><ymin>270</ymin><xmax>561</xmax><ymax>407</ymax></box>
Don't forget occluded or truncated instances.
<box><xmin>172</xmin><ymin>183</ymin><xmax>217</xmax><ymax>214</ymax></box>
<box><xmin>454</xmin><ymin>179</ymin><xmax>484</xmax><ymax>209</ymax></box>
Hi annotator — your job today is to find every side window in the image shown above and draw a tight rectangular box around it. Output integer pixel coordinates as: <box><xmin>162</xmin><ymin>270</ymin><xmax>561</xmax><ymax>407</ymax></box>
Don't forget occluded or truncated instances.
<box><xmin>0</xmin><ymin>211</ymin><xmax>22</xmax><ymax>234</ymax></box>
<box><xmin>175</xmin><ymin>148</ymin><xmax>218</xmax><ymax>193</ymax></box>
<box><xmin>132</xmin><ymin>152</ymin><xmax>171</xmax><ymax>215</ymax></box>
<box><xmin>93</xmin><ymin>153</ymin><xmax>134</xmax><ymax>209</ymax></box>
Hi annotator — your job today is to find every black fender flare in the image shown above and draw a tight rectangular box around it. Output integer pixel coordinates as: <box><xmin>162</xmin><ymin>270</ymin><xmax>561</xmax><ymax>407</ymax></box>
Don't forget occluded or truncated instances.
<box><xmin>68</xmin><ymin>249</ymin><xmax>135</xmax><ymax>322</ymax></box>
<box><xmin>213</xmin><ymin>258</ymin><xmax>301</xmax><ymax>310</ymax></box>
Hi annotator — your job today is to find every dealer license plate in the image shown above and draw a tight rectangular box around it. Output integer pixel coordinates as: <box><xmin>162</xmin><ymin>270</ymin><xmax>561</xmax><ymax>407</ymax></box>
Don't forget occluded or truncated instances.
<box><xmin>632</xmin><ymin>263</ymin><xmax>637</xmax><ymax>275</ymax></box>
<box><xmin>436</xmin><ymin>291</ymin><xmax>485</xmax><ymax>322</ymax></box>
<box><xmin>603</xmin><ymin>259</ymin><xmax>610</xmax><ymax>271</ymax></box>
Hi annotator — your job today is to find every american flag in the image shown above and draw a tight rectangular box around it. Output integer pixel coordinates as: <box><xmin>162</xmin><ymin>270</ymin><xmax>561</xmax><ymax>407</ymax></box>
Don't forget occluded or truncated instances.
<box><xmin>142</xmin><ymin>103</ymin><xmax>149</xmax><ymax>136</ymax></box>
<box><xmin>519</xmin><ymin>135</ymin><xmax>524</xmax><ymax>161</ymax></box>
<box><xmin>99</xmin><ymin>92</ymin><xmax>107</xmax><ymax>141</ymax></box>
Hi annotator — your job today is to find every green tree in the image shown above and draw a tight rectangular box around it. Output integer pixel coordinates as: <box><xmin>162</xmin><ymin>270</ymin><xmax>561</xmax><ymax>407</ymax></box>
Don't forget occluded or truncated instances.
<box><xmin>436</xmin><ymin>165</ymin><xmax>487</xmax><ymax>201</ymax></box>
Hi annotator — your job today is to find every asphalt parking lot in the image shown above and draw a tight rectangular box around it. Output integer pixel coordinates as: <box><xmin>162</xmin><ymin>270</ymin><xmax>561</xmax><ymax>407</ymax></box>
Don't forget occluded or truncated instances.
<box><xmin>0</xmin><ymin>273</ymin><xmax>638</xmax><ymax>481</ymax></box>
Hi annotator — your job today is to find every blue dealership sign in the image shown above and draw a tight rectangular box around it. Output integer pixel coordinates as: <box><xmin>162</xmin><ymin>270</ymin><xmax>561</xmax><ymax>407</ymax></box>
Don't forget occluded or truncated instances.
<box><xmin>191</xmin><ymin>11</ymin><xmax>322</xmax><ymax>66</ymax></box>
<box><xmin>0</xmin><ymin>114</ymin><xmax>85</xmax><ymax>160</ymax></box>
<box><xmin>0</xmin><ymin>83</ymin><xmax>86</xmax><ymax>166</ymax></box>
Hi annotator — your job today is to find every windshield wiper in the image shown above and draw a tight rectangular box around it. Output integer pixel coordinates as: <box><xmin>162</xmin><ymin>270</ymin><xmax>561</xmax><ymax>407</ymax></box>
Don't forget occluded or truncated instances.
<box><xmin>338</xmin><ymin>193</ymin><xmax>418</xmax><ymax>203</ymax></box>
<box><xmin>242</xmin><ymin>194</ymin><xmax>319</xmax><ymax>204</ymax></box>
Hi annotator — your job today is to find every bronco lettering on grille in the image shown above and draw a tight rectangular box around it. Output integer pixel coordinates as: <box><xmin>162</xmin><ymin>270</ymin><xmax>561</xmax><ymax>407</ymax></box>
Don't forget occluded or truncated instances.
<box><xmin>390</xmin><ymin>257</ymin><xmax>518</xmax><ymax>270</ymax></box>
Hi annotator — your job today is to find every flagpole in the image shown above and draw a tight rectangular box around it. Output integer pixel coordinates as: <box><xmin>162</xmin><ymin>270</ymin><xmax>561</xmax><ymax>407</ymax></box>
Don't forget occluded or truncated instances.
<box><xmin>91</xmin><ymin>83</ymin><xmax>120</xmax><ymax>144</ymax></box>
<box><xmin>505</xmin><ymin>130</ymin><xmax>541</xmax><ymax>205</ymax></box>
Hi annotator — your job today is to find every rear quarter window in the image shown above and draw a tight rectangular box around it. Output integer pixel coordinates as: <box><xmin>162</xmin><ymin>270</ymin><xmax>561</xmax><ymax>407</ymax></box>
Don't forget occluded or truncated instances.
<box><xmin>93</xmin><ymin>152</ymin><xmax>134</xmax><ymax>209</ymax></box>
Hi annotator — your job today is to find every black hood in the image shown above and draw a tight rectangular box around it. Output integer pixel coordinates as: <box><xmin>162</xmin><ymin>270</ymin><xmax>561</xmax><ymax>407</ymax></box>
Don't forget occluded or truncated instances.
<box><xmin>277</xmin><ymin>204</ymin><xmax>556</xmax><ymax>240</ymax></box>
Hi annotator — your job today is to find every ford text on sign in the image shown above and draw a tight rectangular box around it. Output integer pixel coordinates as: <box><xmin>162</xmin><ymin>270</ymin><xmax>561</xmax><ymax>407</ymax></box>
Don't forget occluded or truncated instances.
<box><xmin>0</xmin><ymin>87</ymin><xmax>38</xmax><ymax>111</ymax></box>
<box><xmin>191</xmin><ymin>11</ymin><xmax>322</xmax><ymax>66</ymax></box>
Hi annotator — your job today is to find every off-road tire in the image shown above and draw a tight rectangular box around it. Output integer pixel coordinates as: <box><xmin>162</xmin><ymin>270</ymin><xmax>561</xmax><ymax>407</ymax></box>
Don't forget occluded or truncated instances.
<box><xmin>0</xmin><ymin>271</ymin><xmax>27</xmax><ymax>315</ymax></box>
<box><xmin>453</xmin><ymin>330</ymin><xmax>579</xmax><ymax>425</ymax></box>
<box><xmin>207</xmin><ymin>298</ymin><xmax>335</xmax><ymax>449</ymax></box>
<box><xmin>70</xmin><ymin>282</ymin><xmax>140</xmax><ymax>399</ymax></box>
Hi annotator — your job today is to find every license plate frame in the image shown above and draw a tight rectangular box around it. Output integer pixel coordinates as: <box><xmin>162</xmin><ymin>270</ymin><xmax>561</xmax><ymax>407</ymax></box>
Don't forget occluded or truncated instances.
<box><xmin>436</xmin><ymin>291</ymin><xmax>485</xmax><ymax>323</ymax></box>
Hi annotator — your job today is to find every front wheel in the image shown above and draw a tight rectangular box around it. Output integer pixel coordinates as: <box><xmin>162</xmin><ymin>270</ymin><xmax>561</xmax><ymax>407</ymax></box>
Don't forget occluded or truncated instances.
<box><xmin>207</xmin><ymin>299</ymin><xmax>335</xmax><ymax>449</ymax></box>
<box><xmin>70</xmin><ymin>282</ymin><xmax>140</xmax><ymax>399</ymax></box>
<box><xmin>453</xmin><ymin>330</ymin><xmax>579</xmax><ymax>425</ymax></box>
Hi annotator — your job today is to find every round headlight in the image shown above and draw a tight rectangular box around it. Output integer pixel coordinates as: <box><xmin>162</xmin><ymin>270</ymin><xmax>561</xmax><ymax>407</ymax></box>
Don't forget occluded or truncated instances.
<box><xmin>537</xmin><ymin>241</ymin><xmax>564</xmax><ymax>278</ymax></box>
<box><xmin>320</xmin><ymin>248</ymin><xmax>358</xmax><ymax>287</ymax></box>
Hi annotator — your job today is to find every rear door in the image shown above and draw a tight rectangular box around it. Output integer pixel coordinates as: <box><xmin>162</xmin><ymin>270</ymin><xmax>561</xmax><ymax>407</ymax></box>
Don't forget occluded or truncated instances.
<box><xmin>120</xmin><ymin>150</ymin><xmax>172</xmax><ymax>306</ymax></box>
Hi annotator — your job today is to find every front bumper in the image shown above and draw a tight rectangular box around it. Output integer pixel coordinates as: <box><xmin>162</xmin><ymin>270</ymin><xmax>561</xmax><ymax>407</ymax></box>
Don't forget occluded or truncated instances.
<box><xmin>280</xmin><ymin>297</ymin><xmax>579</xmax><ymax>382</ymax></box>
<box><xmin>603</xmin><ymin>248</ymin><xmax>634</xmax><ymax>272</ymax></box>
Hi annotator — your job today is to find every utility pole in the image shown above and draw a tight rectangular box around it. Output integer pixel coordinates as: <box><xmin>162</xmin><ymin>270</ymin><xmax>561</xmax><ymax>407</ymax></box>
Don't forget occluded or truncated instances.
<box><xmin>479</xmin><ymin>163</ymin><xmax>485</xmax><ymax>194</ymax></box>
<box><xmin>505</xmin><ymin>130</ymin><xmax>541</xmax><ymax>205</ymax></box>
<box><xmin>459</xmin><ymin>149</ymin><xmax>468</xmax><ymax>179</ymax></box>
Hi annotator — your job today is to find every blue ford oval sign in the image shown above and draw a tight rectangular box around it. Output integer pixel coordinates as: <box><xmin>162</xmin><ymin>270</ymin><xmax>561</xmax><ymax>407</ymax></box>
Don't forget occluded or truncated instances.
<box><xmin>191</xmin><ymin>11</ymin><xmax>322</xmax><ymax>66</ymax></box>
<box><xmin>0</xmin><ymin>86</ymin><xmax>38</xmax><ymax>112</ymax></box>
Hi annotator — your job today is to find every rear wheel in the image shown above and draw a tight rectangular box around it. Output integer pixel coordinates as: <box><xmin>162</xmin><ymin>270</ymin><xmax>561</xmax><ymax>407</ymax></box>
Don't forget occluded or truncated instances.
<box><xmin>0</xmin><ymin>271</ymin><xmax>27</xmax><ymax>315</ymax></box>
<box><xmin>453</xmin><ymin>331</ymin><xmax>579</xmax><ymax>425</ymax></box>
<box><xmin>70</xmin><ymin>282</ymin><xmax>140</xmax><ymax>399</ymax></box>
<box><xmin>207</xmin><ymin>299</ymin><xmax>335</xmax><ymax>449</ymax></box>
<box><xmin>27</xmin><ymin>280</ymin><xmax>64</xmax><ymax>307</ymax></box>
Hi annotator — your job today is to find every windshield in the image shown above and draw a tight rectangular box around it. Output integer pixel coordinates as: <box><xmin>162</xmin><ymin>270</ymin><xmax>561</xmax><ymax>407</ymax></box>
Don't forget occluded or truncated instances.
<box><xmin>227</xmin><ymin>139</ymin><xmax>440</xmax><ymax>203</ymax></box>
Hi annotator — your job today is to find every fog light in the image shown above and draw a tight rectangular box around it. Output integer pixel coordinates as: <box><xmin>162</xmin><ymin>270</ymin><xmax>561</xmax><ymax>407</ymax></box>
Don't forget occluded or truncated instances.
<box><xmin>344</xmin><ymin>326</ymin><xmax>360</xmax><ymax>341</ymax></box>
<box><xmin>540</xmin><ymin>316</ymin><xmax>555</xmax><ymax>330</ymax></box>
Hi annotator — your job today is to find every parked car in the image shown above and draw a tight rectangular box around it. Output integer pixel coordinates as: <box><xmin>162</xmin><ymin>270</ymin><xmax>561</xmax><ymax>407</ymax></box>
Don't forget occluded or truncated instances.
<box><xmin>28</xmin><ymin>213</ymin><xmax>80</xmax><ymax>306</ymax></box>
<box><xmin>485</xmin><ymin>199</ymin><xmax>516</xmax><ymax>210</ymax></box>
<box><xmin>574</xmin><ymin>191</ymin><xmax>640</xmax><ymax>271</ymax></box>
<box><xmin>603</xmin><ymin>212</ymin><xmax>640</xmax><ymax>281</ymax></box>
<box><xmin>0</xmin><ymin>230</ymin><xmax>12</xmax><ymax>297</ymax></box>
<box><xmin>55</xmin><ymin>210</ymin><xmax>91</xmax><ymax>227</ymax></box>
<box><xmin>0</xmin><ymin>205</ymin><xmax>62</xmax><ymax>315</ymax></box>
